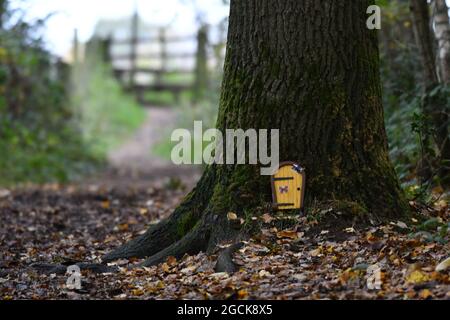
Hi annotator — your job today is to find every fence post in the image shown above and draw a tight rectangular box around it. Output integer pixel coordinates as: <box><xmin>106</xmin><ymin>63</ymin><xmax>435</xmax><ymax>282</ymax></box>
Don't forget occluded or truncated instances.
<box><xmin>158</xmin><ymin>27</ymin><xmax>167</xmax><ymax>86</ymax></box>
<box><xmin>73</xmin><ymin>29</ymin><xmax>80</xmax><ymax>65</ymax></box>
<box><xmin>129</xmin><ymin>10</ymin><xmax>139</xmax><ymax>88</ymax></box>
<box><xmin>100</xmin><ymin>36</ymin><xmax>112</xmax><ymax>64</ymax></box>
<box><xmin>193</xmin><ymin>24</ymin><xmax>209</xmax><ymax>103</ymax></box>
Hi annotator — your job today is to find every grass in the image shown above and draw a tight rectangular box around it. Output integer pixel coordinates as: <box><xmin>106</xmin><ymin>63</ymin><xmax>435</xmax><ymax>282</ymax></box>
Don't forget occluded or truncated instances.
<box><xmin>72</xmin><ymin>49</ymin><xmax>146</xmax><ymax>158</ymax></box>
<box><xmin>144</xmin><ymin>89</ymin><xmax>193</xmax><ymax>106</ymax></box>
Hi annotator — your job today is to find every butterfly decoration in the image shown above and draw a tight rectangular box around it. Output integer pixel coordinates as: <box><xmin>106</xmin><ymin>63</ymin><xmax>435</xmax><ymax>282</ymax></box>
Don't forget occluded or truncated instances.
<box><xmin>292</xmin><ymin>164</ymin><xmax>305</xmax><ymax>174</ymax></box>
<box><xmin>279</xmin><ymin>186</ymin><xmax>289</xmax><ymax>194</ymax></box>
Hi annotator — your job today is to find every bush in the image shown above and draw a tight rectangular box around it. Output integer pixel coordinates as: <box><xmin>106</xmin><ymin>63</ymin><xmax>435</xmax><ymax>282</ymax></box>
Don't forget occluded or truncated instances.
<box><xmin>0</xmin><ymin>3</ymin><xmax>99</xmax><ymax>185</ymax></box>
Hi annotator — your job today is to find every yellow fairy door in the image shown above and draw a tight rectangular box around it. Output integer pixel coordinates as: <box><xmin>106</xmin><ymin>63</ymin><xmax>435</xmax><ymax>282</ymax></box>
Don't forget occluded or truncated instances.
<box><xmin>271</xmin><ymin>162</ymin><xmax>306</xmax><ymax>211</ymax></box>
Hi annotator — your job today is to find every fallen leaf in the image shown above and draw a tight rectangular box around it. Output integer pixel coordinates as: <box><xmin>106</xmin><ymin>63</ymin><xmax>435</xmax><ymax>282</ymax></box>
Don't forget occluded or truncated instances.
<box><xmin>419</xmin><ymin>289</ymin><xmax>433</xmax><ymax>300</ymax></box>
<box><xmin>261</xmin><ymin>214</ymin><xmax>274</xmax><ymax>224</ymax></box>
<box><xmin>117</xmin><ymin>223</ymin><xmax>129</xmax><ymax>232</ymax></box>
<box><xmin>166</xmin><ymin>256</ymin><xmax>177</xmax><ymax>266</ymax></box>
<box><xmin>0</xmin><ymin>189</ymin><xmax>11</xmax><ymax>198</ymax></box>
<box><xmin>259</xmin><ymin>270</ymin><xmax>272</xmax><ymax>278</ymax></box>
<box><xmin>237</xmin><ymin>289</ymin><xmax>249</xmax><ymax>299</ymax></box>
<box><xmin>292</xmin><ymin>274</ymin><xmax>307</xmax><ymax>282</ymax></box>
<box><xmin>161</xmin><ymin>263</ymin><xmax>171</xmax><ymax>273</ymax></box>
<box><xmin>227</xmin><ymin>212</ymin><xmax>238</xmax><ymax>221</ymax></box>
<box><xmin>276</xmin><ymin>230</ymin><xmax>299</xmax><ymax>240</ymax></box>
<box><xmin>436</xmin><ymin>257</ymin><xmax>450</xmax><ymax>272</ymax></box>
<box><xmin>406</xmin><ymin>270</ymin><xmax>431</xmax><ymax>284</ymax></box>
<box><xmin>396</xmin><ymin>221</ymin><xmax>408</xmax><ymax>229</ymax></box>
<box><xmin>131</xmin><ymin>289</ymin><xmax>144</xmax><ymax>296</ymax></box>
<box><xmin>309</xmin><ymin>248</ymin><xmax>322</xmax><ymax>257</ymax></box>
<box><xmin>180</xmin><ymin>265</ymin><xmax>196</xmax><ymax>275</ymax></box>
<box><xmin>101</xmin><ymin>201</ymin><xmax>110</xmax><ymax>209</ymax></box>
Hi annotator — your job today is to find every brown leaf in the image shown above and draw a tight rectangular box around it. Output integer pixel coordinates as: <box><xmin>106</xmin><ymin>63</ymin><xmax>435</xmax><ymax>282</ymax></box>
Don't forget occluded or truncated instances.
<box><xmin>261</xmin><ymin>214</ymin><xmax>274</xmax><ymax>224</ymax></box>
<box><xmin>227</xmin><ymin>212</ymin><xmax>238</xmax><ymax>221</ymax></box>
<box><xmin>276</xmin><ymin>230</ymin><xmax>299</xmax><ymax>240</ymax></box>
<box><xmin>131</xmin><ymin>289</ymin><xmax>144</xmax><ymax>296</ymax></box>
<box><xmin>101</xmin><ymin>201</ymin><xmax>110</xmax><ymax>209</ymax></box>
<box><xmin>237</xmin><ymin>289</ymin><xmax>249</xmax><ymax>299</ymax></box>
<box><xmin>166</xmin><ymin>256</ymin><xmax>177</xmax><ymax>266</ymax></box>
<box><xmin>419</xmin><ymin>289</ymin><xmax>433</xmax><ymax>300</ymax></box>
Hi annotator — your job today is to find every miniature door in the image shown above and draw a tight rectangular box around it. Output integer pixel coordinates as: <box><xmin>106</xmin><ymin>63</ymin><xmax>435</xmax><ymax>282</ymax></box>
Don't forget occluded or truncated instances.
<box><xmin>271</xmin><ymin>162</ymin><xmax>306</xmax><ymax>211</ymax></box>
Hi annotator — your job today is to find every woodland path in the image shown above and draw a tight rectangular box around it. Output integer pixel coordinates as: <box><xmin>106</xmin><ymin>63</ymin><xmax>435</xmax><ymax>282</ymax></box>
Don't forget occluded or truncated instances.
<box><xmin>96</xmin><ymin>106</ymin><xmax>201</xmax><ymax>189</ymax></box>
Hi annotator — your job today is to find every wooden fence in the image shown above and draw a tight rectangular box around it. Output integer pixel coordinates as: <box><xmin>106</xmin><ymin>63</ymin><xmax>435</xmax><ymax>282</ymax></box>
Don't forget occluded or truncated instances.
<box><xmin>98</xmin><ymin>13</ymin><xmax>225</xmax><ymax>106</ymax></box>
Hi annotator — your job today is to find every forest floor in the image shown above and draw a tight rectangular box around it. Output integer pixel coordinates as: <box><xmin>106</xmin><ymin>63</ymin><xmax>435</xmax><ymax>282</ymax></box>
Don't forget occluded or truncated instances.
<box><xmin>0</xmin><ymin>108</ymin><xmax>449</xmax><ymax>300</ymax></box>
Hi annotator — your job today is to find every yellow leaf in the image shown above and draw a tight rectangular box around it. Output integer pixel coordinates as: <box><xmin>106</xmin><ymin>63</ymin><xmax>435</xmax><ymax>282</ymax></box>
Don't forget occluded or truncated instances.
<box><xmin>237</xmin><ymin>289</ymin><xmax>249</xmax><ymax>299</ymax></box>
<box><xmin>310</xmin><ymin>247</ymin><xmax>322</xmax><ymax>257</ymax></box>
<box><xmin>419</xmin><ymin>289</ymin><xmax>433</xmax><ymax>300</ymax></box>
<box><xmin>101</xmin><ymin>201</ymin><xmax>110</xmax><ymax>209</ymax></box>
<box><xmin>117</xmin><ymin>223</ymin><xmax>129</xmax><ymax>232</ymax></box>
<box><xmin>406</xmin><ymin>270</ymin><xmax>431</xmax><ymax>284</ymax></box>
<box><xmin>227</xmin><ymin>212</ymin><xmax>238</xmax><ymax>221</ymax></box>
<box><xmin>131</xmin><ymin>289</ymin><xmax>144</xmax><ymax>296</ymax></box>
<box><xmin>161</xmin><ymin>263</ymin><xmax>171</xmax><ymax>273</ymax></box>
<box><xmin>436</xmin><ymin>257</ymin><xmax>450</xmax><ymax>272</ymax></box>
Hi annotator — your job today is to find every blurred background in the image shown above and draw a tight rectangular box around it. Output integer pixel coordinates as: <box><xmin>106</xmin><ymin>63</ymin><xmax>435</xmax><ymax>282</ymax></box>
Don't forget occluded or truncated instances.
<box><xmin>0</xmin><ymin>0</ymin><xmax>449</xmax><ymax>200</ymax></box>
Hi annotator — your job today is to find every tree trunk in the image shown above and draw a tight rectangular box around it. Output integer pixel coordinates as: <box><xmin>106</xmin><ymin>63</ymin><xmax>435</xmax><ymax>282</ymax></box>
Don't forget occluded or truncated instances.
<box><xmin>433</xmin><ymin>0</ymin><xmax>450</xmax><ymax>83</ymax></box>
<box><xmin>104</xmin><ymin>0</ymin><xmax>409</xmax><ymax>266</ymax></box>
<box><xmin>410</xmin><ymin>0</ymin><xmax>450</xmax><ymax>185</ymax></box>
<box><xmin>0</xmin><ymin>0</ymin><xmax>6</xmax><ymax>29</ymax></box>
<box><xmin>193</xmin><ymin>24</ymin><xmax>210</xmax><ymax>103</ymax></box>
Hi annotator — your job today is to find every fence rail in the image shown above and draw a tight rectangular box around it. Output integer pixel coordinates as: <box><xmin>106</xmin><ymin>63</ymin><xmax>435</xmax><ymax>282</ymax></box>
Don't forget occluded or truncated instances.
<box><xmin>93</xmin><ymin>12</ymin><xmax>225</xmax><ymax>106</ymax></box>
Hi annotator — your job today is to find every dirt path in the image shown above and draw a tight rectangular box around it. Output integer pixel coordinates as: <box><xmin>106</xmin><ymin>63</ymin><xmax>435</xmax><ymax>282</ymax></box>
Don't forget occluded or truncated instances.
<box><xmin>100</xmin><ymin>107</ymin><xmax>200</xmax><ymax>189</ymax></box>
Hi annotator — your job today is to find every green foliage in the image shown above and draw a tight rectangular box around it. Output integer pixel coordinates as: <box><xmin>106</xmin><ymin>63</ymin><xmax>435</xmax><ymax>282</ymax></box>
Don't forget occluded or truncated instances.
<box><xmin>380</xmin><ymin>0</ymin><xmax>423</xmax><ymax>185</ymax></box>
<box><xmin>0</xmin><ymin>2</ymin><xmax>99</xmax><ymax>185</ymax></box>
<box><xmin>381</xmin><ymin>0</ymin><xmax>450</xmax><ymax>190</ymax></box>
<box><xmin>0</xmin><ymin>2</ymin><xmax>145</xmax><ymax>185</ymax></box>
<box><xmin>71</xmin><ymin>41</ymin><xmax>145</xmax><ymax>157</ymax></box>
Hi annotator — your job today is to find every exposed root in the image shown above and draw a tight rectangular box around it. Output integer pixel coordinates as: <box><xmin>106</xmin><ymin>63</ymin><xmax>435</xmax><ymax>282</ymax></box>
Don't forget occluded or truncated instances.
<box><xmin>103</xmin><ymin>168</ymin><xmax>215</xmax><ymax>263</ymax></box>
<box><xmin>31</xmin><ymin>263</ymin><xmax>118</xmax><ymax>275</ymax></box>
<box><xmin>102</xmin><ymin>218</ymin><xmax>178</xmax><ymax>263</ymax></box>
<box><xmin>214</xmin><ymin>242</ymin><xmax>244</xmax><ymax>274</ymax></box>
<box><xmin>141</xmin><ymin>224</ymin><xmax>211</xmax><ymax>267</ymax></box>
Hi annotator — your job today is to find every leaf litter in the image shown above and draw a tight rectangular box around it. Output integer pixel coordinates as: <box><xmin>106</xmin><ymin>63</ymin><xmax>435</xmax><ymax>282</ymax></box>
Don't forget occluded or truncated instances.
<box><xmin>0</xmin><ymin>184</ymin><xmax>449</xmax><ymax>300</ymax></box>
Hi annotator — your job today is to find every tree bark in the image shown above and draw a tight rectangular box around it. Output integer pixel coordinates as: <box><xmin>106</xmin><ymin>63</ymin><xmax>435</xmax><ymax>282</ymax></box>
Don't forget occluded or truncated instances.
<box><xmin>433</xmin><ymin>0</ymin><xmax>450</xmax><ymax>83</ymax></box>
<box><xmin>0</xmin><ymin>0</ymin><xmax>6</xmax><ymax>29</ymax></box>
<box><xmin>410</xmin><ymin>0</ymin><xmax>450</xmax><ymax>185</ymax></box>
<box><xmin>104</xmin><ymin>0</ymin><xmax>409</xmax><ymax>266</ymax></box>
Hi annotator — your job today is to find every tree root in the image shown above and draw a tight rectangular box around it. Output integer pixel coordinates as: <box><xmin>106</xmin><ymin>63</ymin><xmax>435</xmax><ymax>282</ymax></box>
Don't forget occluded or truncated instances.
<box><xmin>214</xmin><ymin>242</ymin><xmax>244</xmax><ymax>273</ymax></box>
<box><xmin>31</xmin><ymin>263</ymin><xmax>119</xmax><ymax>275</ymax></box>
<box><xmin>102</xmin><ymin>169</ymin><xmax>216</xmax><ymax>263</ymax></box>
<box><xmin>141</xmin><ymin>224</ymin><xmax>211</xmax><ymax>267</ymax></box>
<box><xmin>102</xmin><ymin>218</ymin><xmax>178</xmax><ymax>263</ymax></box>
